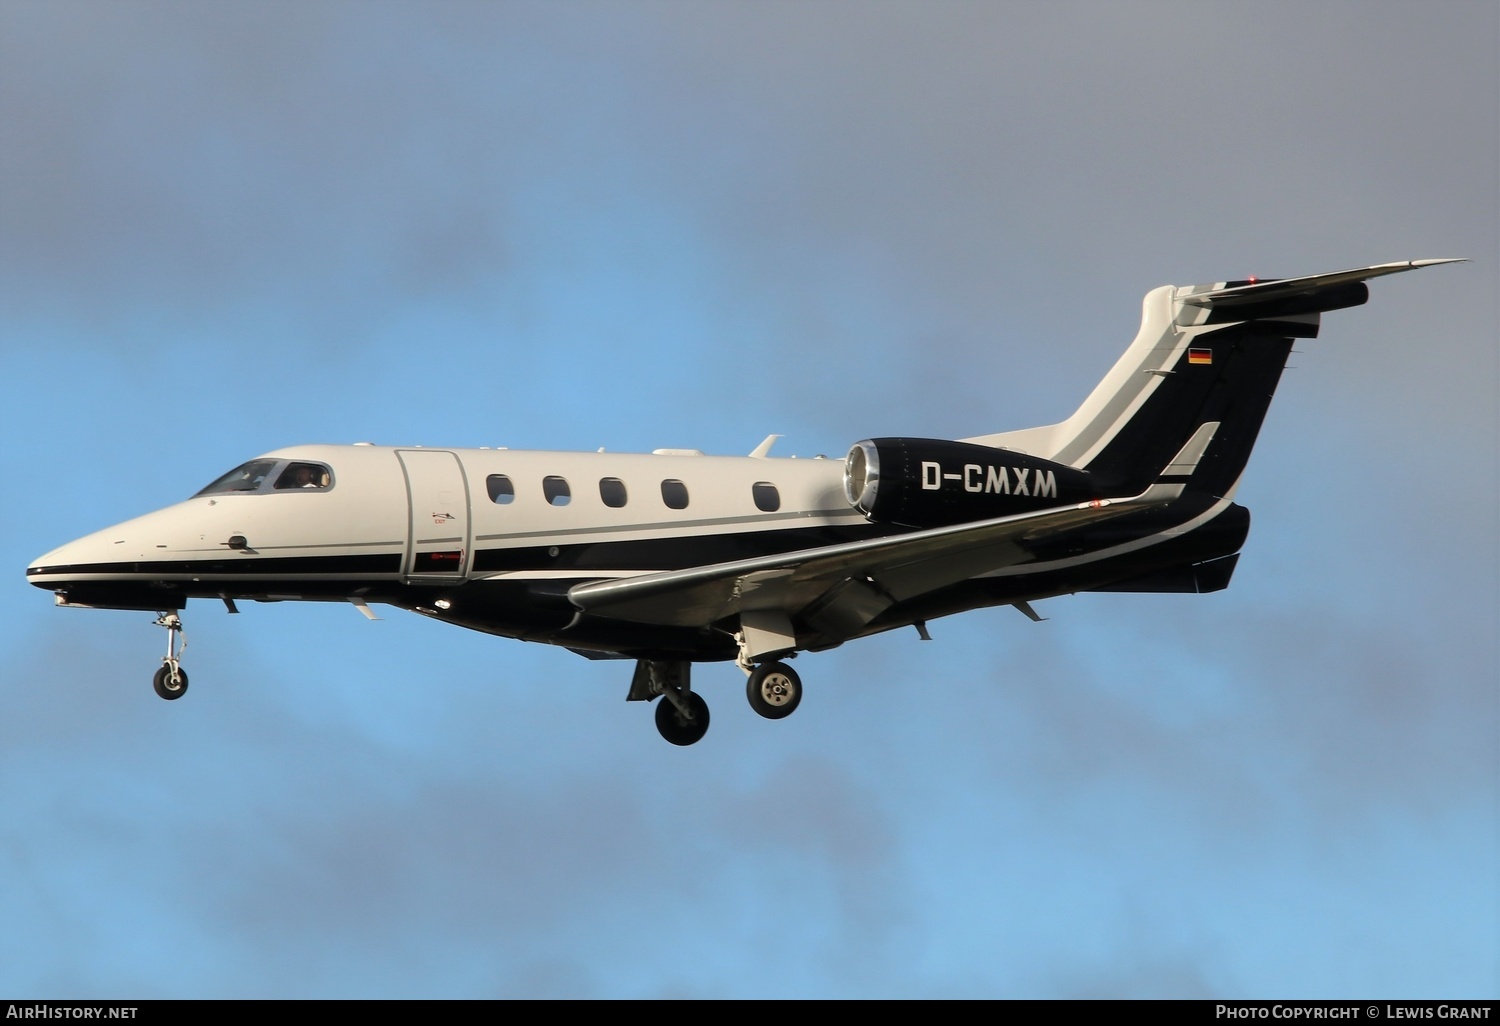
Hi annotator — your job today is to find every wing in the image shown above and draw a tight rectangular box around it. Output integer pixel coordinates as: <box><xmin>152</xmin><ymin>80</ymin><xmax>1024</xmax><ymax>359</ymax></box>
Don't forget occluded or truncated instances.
<box><xmin>567</xmin><ymin>481</ymin><xmax>1183</xmax><ymax>648</ymax></box>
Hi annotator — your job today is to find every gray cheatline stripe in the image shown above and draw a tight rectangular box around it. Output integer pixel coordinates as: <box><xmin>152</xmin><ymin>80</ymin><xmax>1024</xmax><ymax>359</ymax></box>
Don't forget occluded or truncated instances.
<box><xmin>977</xmin><ymin>496</ymin><xmax>1235</xmax><ymax>578</ymax></box>
<box><xmin>472</xmin><ymin>508</ymin><xmax>866</xmax><ymax>543</ymax></box>
<box><xmin>475</xmin><ymin>570</ymin><xmax>656</xmax><ymax>581</ymax></box>
<box><xmin>1061</xmin><ymin>312</ymin><xmax>1286</xmax><ymax>469</ymax></box>
<box><xmin>1052</xmin><ymin>339</ymin><xmax>1185</xmax><ymax>466</ymax></box>
<box><xmin>174</xmin><ymin>541</ymin><xmax>405</xmax><ymax>556</ymax></box>
<box><xmin>262</xmin><ymin>539</ymin><xmax>405</xmax><ymax>550</ymax></box>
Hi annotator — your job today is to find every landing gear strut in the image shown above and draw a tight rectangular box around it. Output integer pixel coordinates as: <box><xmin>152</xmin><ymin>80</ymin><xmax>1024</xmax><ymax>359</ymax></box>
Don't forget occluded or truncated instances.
<box><xmin>152</xmin><ymin>612</ymin><xmax>188</xmax><ymax>700</ymax></box>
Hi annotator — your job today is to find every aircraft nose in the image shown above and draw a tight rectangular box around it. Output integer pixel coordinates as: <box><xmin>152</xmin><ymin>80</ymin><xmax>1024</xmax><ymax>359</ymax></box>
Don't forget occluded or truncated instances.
<box><xmin>25</xmin><ymin>505</ymin><xmax>179</xmax><ymax>588</ymax></box>
<box><xmin>26</xmin><ymin>535</ymin><xmax>100</xmax><ymax>588</ymax></box>
<box><xmin>25</xmin><ymin>502</ymin><xmax>207</xmax><ymax>610</ymax></box>
<box><xmin>27</xmin><ymin>547</ymin><xmax>56</xmax><ymax>573</ymax></box>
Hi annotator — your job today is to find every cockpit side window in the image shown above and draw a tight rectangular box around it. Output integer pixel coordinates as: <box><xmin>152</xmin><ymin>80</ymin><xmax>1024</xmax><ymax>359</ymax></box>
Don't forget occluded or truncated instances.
<box><xmin>194</xmin><ymin>459</ymin><xmax>280</xmax><ymax>496</ymax></box>
<box><xmin>273</xmin><ymin>462</ymin><xmax>333</xmax><ymax>490</ymax></box>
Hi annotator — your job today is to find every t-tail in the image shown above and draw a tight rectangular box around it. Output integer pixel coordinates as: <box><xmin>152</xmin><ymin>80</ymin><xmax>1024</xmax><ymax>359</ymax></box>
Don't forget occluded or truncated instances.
<box><xmin>965</xmin><ymin>260</ymin><xmax>1463</xmax><ymax>499</ymax></box>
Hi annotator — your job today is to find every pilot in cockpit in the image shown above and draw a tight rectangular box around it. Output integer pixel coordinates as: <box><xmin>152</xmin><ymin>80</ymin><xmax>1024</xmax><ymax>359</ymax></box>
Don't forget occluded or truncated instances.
<box><xmin>274</xmin><ymin>463</ymin><xmax>327</xmax><ymax>490</ymax></box>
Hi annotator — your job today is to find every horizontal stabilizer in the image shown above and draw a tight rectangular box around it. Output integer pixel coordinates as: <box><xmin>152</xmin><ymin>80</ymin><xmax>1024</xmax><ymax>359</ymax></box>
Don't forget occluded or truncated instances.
<box><xmin>1180</xmin><ymin>259</ymin><xmax>1463</xmax><ymax>309</ymax></box>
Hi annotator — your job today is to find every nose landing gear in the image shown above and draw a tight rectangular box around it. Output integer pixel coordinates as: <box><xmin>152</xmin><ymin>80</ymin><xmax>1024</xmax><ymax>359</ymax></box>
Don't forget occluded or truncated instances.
<box><xmin>151</xmin><ymin>612</ymin><xmax>189</xmax><ymax>700</ymax></box>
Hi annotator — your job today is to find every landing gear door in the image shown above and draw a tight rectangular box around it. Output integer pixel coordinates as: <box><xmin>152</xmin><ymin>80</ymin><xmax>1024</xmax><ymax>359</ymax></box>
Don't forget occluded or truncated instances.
<box><xmin>396</xmin><ymin>450</ymin><xmax>471</xmax><ymax>583</ymax></box>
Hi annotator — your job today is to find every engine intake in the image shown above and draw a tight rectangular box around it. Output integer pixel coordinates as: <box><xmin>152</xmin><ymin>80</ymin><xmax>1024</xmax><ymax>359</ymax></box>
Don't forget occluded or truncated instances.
<box><xmin>844</xmin><ymin>437</ymin><xmax>1097</xmax><ymax>528</ymax></box>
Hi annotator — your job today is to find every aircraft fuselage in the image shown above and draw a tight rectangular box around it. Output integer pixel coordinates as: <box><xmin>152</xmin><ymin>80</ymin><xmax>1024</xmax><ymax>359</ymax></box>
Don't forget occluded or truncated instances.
<box><xmin>27</xmin><ymin>260</ymin><xmax>1457</xmax><ymax>744</ymax></box>
<box><xmin>25</xmin><ymin>440</ymin><xmax>1243</xmax><ymax>662</ymax></box>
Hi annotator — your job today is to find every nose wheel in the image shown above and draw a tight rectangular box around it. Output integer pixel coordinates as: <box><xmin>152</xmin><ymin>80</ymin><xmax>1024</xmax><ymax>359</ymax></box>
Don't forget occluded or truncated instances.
<box><xmin>152</xmin><ymin>612</ymin><xmax>189</xmax><ymax>700</ymax></box>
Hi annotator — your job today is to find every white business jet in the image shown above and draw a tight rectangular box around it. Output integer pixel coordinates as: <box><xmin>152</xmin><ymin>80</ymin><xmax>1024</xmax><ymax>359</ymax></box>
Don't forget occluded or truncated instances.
<box><xmin>27</xmin><ymin>261</ymin><xmax>1458</xmax><ymax>745</ymax></box>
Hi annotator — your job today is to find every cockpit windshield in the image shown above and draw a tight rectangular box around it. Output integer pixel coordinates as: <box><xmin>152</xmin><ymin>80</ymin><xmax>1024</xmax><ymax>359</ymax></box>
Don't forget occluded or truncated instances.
<box><xmin>195</xmin><ymin>459</ymin><xmax>279</xmax><ymax>496</ymax></box>
<box><xmin>273</xmin><ymin>462</ymin><xmax>331</xmax><ymax>490</ymax></box>
<box><xmin>194</xmin><ymin>459</ymin><xmax>333</xmax><ymax>496</ymax></box>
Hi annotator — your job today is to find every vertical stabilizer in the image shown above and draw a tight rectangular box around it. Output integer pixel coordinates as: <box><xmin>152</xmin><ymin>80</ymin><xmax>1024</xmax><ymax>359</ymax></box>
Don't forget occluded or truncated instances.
<box><xmin>965</xmin><ymin>260</ymin><xmax>1461</xmax><ymax>498</ymax></box>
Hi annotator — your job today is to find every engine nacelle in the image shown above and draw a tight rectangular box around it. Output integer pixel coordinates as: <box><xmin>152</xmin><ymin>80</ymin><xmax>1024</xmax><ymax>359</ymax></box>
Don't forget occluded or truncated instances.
<box><xmin>844</xmin><ymin>437</ymin><xmax>1098</xmax><ymax>528</ymax></box>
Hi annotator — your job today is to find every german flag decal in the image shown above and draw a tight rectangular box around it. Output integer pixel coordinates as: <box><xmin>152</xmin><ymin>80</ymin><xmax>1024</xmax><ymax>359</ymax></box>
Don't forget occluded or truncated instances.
<box><xmin>1187</xmin><ymin>348</ymin><xmax>1213</xmax><ymax>365</ymax></box>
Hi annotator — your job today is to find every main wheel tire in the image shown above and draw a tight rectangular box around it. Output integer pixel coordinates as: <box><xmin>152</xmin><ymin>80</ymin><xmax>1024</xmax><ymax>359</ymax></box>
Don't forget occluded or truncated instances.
<box><xmin>746</xmin><ymin>661</ymin><xmax>802</xmax><ymax>720</ymax></box>
<box><xmin>152</xmin><ymin>665</ymin><xmax>189</xmax><ymax>701</ymax></box>
<box><xmin>654</xmin><ymin>691</ymin><xmax>710</xmax><ymax>746</ymax></box>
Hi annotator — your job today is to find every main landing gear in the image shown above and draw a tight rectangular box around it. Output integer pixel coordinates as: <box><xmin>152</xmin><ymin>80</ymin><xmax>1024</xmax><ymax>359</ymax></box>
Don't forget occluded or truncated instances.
<box><xmin>151</xmin><ymin>612</ymin><xmax>188</xmax><ymax>700</ymax></box>
<box><xmin>652</xmin><ymin>660</ymin><xmax>803</xmax><ymax>744</ymax></box>
<box><xmin>746</xmin><ymin>660</ymin><xmax>802</xmax><ymax>720</ymax></box>
<box><xmin>630</xmin><ymin>656</ymin><xmax>808</xmax><ymax>746</ymax></box>
<box><xmin>646</xmin><ymin>661</ymin><xmax>802</xmax><ymax>746</ymax></box>
<box><xmin>655</xmin><ymin>690</ymin><xmax>710</xmax><ymax>747</ymax></box>
<box><xmin>630</xmin><ymin>660</ymin><xmax>711</xmax><ymax>746</ymax></box>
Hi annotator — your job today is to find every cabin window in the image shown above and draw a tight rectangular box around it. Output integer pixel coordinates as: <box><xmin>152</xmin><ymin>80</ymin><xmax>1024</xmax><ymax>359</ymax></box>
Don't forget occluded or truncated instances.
<box><xmin>487</xmin><ymin>475</ymin><xmax>516</xmax><ymax>504</ymax></box>
<box><xmin>273</xmin><ymin>462</ymin><xmax>332</xmax><ymax>490</ymax></box>
<box><xmin>752</xmin><ymin>482</ymin><xmax>780</xmax><ymax>512</ymax></box>
<box><xmin>599</xmin><ymin>477</ymin><xmax>628</xmax><ymax>508</ymax></box>
<box><xmin>194</xmin><ymin>459</ymin><xmax>280</xmax><ymax>496</ymax></box>
<box><xmin>543</xmin><ymin>476</ymin><xmax>571</xmax><ymax>506</ymax></box>
<box><xmin>660</xmin><ymin>479</ymin><xmax>689</xmax><ymax>510</ymax></box>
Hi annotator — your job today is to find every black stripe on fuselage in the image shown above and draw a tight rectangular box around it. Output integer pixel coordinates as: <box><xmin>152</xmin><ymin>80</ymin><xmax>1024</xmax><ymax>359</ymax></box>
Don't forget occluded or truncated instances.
<box><xmin>471</xmin><ymin>521</ymin><xmax>901</xmax><ymax>573</ymax></box>
<box><xmin>29</xmin><ymin>524</ymin><xmax>903</xmax><ymax>584</ymax></box>
<box><xmin>27</xmin><ymin>552</ymin><xmax>404</xmax><ymax>579</ymax></box>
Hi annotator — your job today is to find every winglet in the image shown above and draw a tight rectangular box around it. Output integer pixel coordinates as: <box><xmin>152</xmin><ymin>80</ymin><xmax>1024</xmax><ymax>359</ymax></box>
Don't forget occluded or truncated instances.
<box><xmin>749</xmin><ymin>434</ymin><xmax>782</xmax><ymax>459</ymax></box>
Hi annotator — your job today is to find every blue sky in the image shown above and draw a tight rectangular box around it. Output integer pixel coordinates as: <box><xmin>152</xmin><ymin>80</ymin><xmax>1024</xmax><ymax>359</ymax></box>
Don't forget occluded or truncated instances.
<box><xmin>1</xmin><ymin>0</ymin><xmax>1495</xmax><ymax>999</ymax></box>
